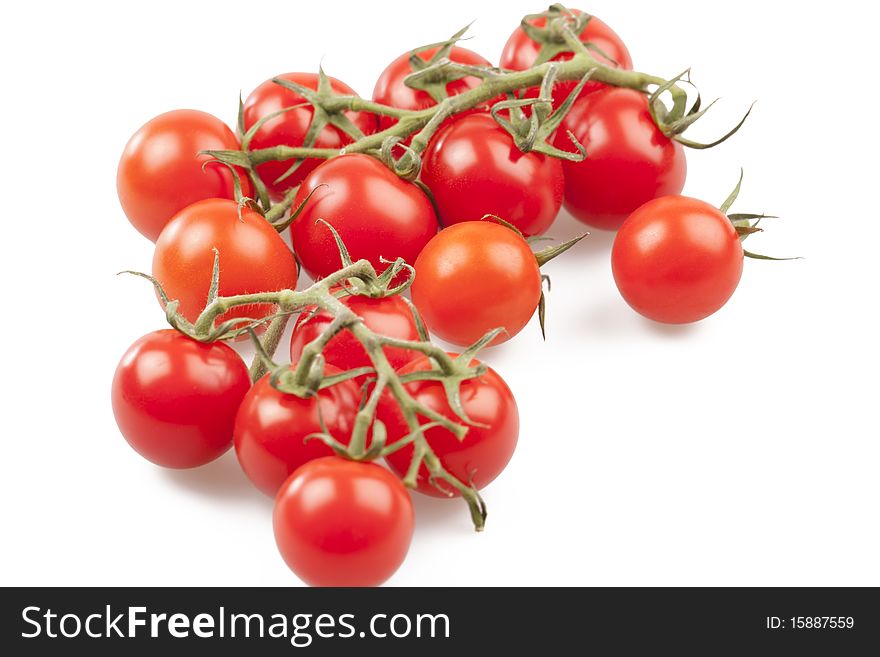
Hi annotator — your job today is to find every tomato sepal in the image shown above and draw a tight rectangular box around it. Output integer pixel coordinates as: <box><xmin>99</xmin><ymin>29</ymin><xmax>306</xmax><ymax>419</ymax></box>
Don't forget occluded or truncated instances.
<box><xmin>489</xmin><ymin>64</ymin><xmax>591</xmax><ymax>162</ymax></box>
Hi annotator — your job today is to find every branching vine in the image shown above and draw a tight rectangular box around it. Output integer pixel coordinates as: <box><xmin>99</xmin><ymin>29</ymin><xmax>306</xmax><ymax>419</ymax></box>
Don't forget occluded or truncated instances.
<box><xmin>132</xmin><ymin>4</ymin><xmax>755</xmax><ymax>530</ymax></box>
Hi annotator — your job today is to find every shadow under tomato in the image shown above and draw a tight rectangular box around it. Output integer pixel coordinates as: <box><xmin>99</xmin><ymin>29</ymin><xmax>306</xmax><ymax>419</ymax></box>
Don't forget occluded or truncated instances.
<box><xmin>161</xmin><ymin>450</ymin><xmax>271</xmax><ymax>510</ymax></box>
<box><xmin>639</xmin><ymin>316</ymin><xmax>701</xmax><ymax>338</ymax></box>
<box><xmin>579</xmin><ymin>296</ymin><xmax>700</xmax><ymax>341</ymax></box>
<box><xmin>543</xmin><ymin>209</ymin><xmax>617</xmax><ymax>257</ymax></box>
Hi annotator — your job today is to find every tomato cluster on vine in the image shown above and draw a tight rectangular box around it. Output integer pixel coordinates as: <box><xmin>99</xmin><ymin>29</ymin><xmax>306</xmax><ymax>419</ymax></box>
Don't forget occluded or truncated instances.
<box><xmin>112</xmin><ymin>4</ymin><xmax>783</xmax><ymax>587</ymax></box>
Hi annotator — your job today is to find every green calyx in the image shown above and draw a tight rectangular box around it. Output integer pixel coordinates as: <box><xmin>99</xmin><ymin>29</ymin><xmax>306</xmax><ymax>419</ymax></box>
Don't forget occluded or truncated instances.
<box><xmin>200</xmin><ymin>3</ymin><xmax>753</xmax><ymax>194</ymax></box>
<box><xmin>521</xmin><ymin>4</ymin><xmax>594</xmax><ymax>66</ymax></box>
<box><xmin>403</xmin><ymin>24</ymin><xmax>484</xmax><ymax>103</ymax></box>
<box><xmin>491</xmin><ymin>64</ymin><xmax>590</xmax><ymax>161</ymax></box>
<box><xmin>269</xmin><ymin>67</ymin><xmax>366</xmax><ymax>186</ymax></box>
<box><xmin>720</xmin><ymin>170</ymin><xmax>798</xmax><ymax>261</ymax></box>
<box><xmin>480</xmin><ymin>214</ymin><xmax>587</xmax><ymax>338</ymax></box>
<box><xmin>124</xmin><ymin>223</ymin><xmax>507</xmax><ymax>531</ymax></box>
<box><xmin>648</xmin><ymin>70</ymin><xmax>756</xmax><ymax>149</ymax></box>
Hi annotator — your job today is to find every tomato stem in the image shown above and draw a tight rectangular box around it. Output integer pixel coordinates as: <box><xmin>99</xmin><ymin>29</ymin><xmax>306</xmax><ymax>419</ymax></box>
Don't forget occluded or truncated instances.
<box><xmin>201</xmin><ymin>5</ymin><xmax>737</xmax><ymax>194</ymax></box>
<box><xmin>128</xmin><ymin>230</ymin><xmax>500</xmax><ymax>529</ymax></box>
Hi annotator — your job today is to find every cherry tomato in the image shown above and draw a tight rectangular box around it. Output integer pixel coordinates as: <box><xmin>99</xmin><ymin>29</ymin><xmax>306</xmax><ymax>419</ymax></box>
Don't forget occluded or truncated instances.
<box><xmin>372</xmin><ymin>46</ymin><xmax>495</xmax><ymax>132</ymax></box>
<box><xmin>290</xmin><ymin>293</ymin><xmax>421</xmax><ymax>374</ymax></box>
<box><xmin>377</xmin><ymin>355</ymin><xmax>518</xmax><ymax>497</ymax></box>
<box><xmin>500</xmin><ymin>9</ymin><xmax>632</xmax><ymax>106</ymax></box>
<box><xmin>234</xmin><ymin>366</ymin><xmax>360</xmax><ymax>496</ymax></box>
<box><xmin>274</xmin><ymin>457</ymin><xmax>414</xmax><ymax>586</ymax></box>
<box><xmin>421</xmin><ymin>113</ymin><xmax>563</xmax><ymax>236</ymax></box>
<box><xmin>117</xmin><ymin>110</ymin><xmax>252</xmax><ymax>242</ymax></box>
<box><xmin>242</xmin><ymin>72</ymin><xmax>377</xmax><ymax>200</ymax></box>
<box><xmin>411</xmin><ymin>222</ymin><xmax>541</xmax><ymax>346</ymax></box>
<box><xmin>290</xmin><ymin>154</ymin><xmax>439</xmax><ymax>281</ymax></box>
<box><xmin>555</xmin><ymin>88</ymin><xmax>687</xmax><ymax>231</ymax></box>
<box><xmin>152</xmin><ymin>198</ymin><xmax>299</xmax><ymax>326</ymax></box>
<box><xmin>112</xmin><ymin>330</ymin><xmax>251</xmax><ymax>468</ymax></box>
<box><xmin>612</xmin><ymin>195</ymin><xmax>744</xmax><ymax>324</ymax></box>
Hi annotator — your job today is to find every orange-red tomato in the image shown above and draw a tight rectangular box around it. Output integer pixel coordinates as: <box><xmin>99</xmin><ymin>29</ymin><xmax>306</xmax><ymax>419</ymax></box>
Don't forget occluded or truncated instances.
<box><xmin>411</xmin><ymin>222</ymin><xmax>542</xmax><ymax>347</ymax></box>
<box><xmin>612</xmin><ymin>196</ymin><xmax>744</xmax><ymax>323</ymax></box>
<box><xmin>117</xmin><ymin>110</ymin><xmax>251</xmax><ymax>241</ymax></box>
<box><xmin>152</xmin><ymin>199</ymin><xmax>298</xmax><ymax>327</ymax></box>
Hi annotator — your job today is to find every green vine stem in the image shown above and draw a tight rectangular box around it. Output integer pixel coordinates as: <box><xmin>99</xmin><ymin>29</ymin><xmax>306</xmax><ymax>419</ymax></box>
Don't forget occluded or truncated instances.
<box><xmin>205</xmin><ymin>5</ymin><xmax>745</xmax><ymax>186</ymax></box>
<box><xmin>134</xmin><ymin>251</ymin><xmax>499</xmax><ymax>530</ymax></box>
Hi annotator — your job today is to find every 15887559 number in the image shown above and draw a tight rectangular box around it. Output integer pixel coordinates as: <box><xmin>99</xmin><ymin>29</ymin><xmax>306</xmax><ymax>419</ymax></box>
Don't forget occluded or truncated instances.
<box><xmin>790</xmin><ymin>617</ymin><xmax>854</xmax><ymax>629</ymax></box>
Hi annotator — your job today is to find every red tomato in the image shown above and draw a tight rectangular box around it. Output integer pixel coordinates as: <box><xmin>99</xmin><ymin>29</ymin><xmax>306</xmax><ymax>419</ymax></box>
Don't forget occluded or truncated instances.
<box><xmin>152</xmin><ymin>198</ymin><xmax>299</xmax><ymax>326</ymax></box>
<box><xmin>274</xmin><ymin>457</ymin><xmax>414</xmax><ymax>586</ymax></box>
<box><xmin>112</xmin><ymin>330</ymin><xmax>251</xmax><ymax>468</ymax></box>
<box><xmin>117</xmin><ymin>110</ymin><xmax>252</xmax><ymax>242</ymax></box>
<box><xmin>421</xmin><ymin>113</ymin><xmax>563</xmax><ymax>235</ymax></box>
<box><xmin>290</xmin><ymin>294</ymin><xmax>421</xmax><ymax>374</ymax></box>
<box><xmin>377</xmin><ymin>355</ymin><xmax>519</xmax><ymax>497</ymax></box>
<box><xmin>242</xmin><ymin>72</ymin><xmax>377</xmax><ymax>200</ymax></box>
<box><xmin>500</xmin><ymin>9</ymin><xmax>632</xmax><ymax>106</ymax></box>
<box><xmin>234</xmin><ymin>366</ymin><xmax>360</xmax><ymax>496</ymax></box>
<box><xmin>290</xmin><ymin>154</ymin><xmax>439</xmax><ymax>280</ymax></box>
<box><xmin>372</xmin><ymin>46</ymin><xmax>495</xmax><ymax>132</ymax></box>
<box><xmin>411</xmin><ymin>222</ymin><xmax>541</xmax><ymax>346</ymax></box>
<box><xmin>612</xmin><ymin>195</ymin><xmax>744</xmax><ymax>323</ymax></box>
<box><xmin>555</xmin><ymin>88</ymin><xmax>687</xmax><ymax>231</ymax></box>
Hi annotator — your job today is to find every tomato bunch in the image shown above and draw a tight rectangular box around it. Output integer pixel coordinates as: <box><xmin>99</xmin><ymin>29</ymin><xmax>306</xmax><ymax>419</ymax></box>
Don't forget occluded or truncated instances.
<box><xmin>112</xmin><ymin>5</ymin><xmax>780</xmax><ymax>586</ymax></box>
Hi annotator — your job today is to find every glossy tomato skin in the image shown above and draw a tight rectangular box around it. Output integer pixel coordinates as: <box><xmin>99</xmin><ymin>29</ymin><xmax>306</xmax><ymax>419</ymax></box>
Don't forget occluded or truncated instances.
<box><xmin>290</xmin><ymin>294</ymin><xmax>421</xmax><ymax>373</ymax></box>
<box><xmin>411</xmin><ymin>222</ymin><xmax>542</xmax><ymax>346</ymax></box>
<box><xmin>243</xmin><ymin>72</ymin><xmax>377</xmax><ymax>200</ymax></box>
<box><xmin>372</xmin><ymin>46</ymin><xmax>495</xmax><ymax>132</ymax></box>
<box><xmin>273</xmin><ymin>457</ymin><xmax>414</xmax><ymax>586</ymax></box>
<box><xmin>612</xmin><ymin>196</ymin><xmax>744</xmax><ymax>324</ymax></box>
<box><xmin>117</xmin><ymin>110</ymin><xmax>252</xmax><ymax>242</ymax></box>
<box><xmin>152</xmin><ymin>199</ymin><xmax>299</xmax><ymax>326</ymax></box>
<box><xmin>377</xmin><ymin>356</ymin><xmax>519</xmax><ymax>497</ymax></box>
<box><xmin>112</xmin><ymin>330</ymin><xmax>251</xmax><ymax>468</ymax></box>
<box><xmin>500</xmin><ymin>9</ymin><xmax>632</xmax><ymax>105</ymax></box>
<box><xmin>234</xmin><ymin>366</ymin><xmax>360</xmax><ymax>497</ymax></box>
<box><xmin>556</xmin><ymin>88</ymin><xmax>687</xmax><ymax>231</ymax></box>
<box><xmin>290</xmin><ymin>154</ymin><xmax>439</xmax><ymax>280</ymax></box>
<box><xmin>421</xmin><ymin>113</ymin><xmax>563</xmax><ymax>236</ymax></box>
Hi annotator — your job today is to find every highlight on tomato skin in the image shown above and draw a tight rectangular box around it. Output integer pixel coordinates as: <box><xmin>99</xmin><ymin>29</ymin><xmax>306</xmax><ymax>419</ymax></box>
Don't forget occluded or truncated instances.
<box><xmin>411</xmin><ymin>221</ymin><xmax>542</xmax><ymax>347</ymax></box>
<box><xmin>376</xmin><ymin>355</ymin><xmax>520</xmax><ymax>498</ymax></box>
<box><xmin>273</xmin><ymin>457</ymin><xmax>415</xmax><ymax>587</ymax></box>
<box><xmin>117</xmin><ymin>109</ymin><xmax>252</xmax><ymax>242</ymax></box>
<box><xmin>242</xmin><ymin>72</ymin><xmax>378</xmax><ymax>200</ymax></box>
<box><xmin>111</xmin><ymin>330</ymin><xmax>252</xmax><ymax>469</ymax></box>
<box><xmin>233</xmin><ymin>366</ymin><xmax>361</xmax><ymax>497</ymax></box>
<box><xmin>611</xmin><ymin>195</ymin><xmax>745</xmax><ymax>324</ymax></box>
<box><xmin>152</xmin><ymin>198</ymin><xmax>299</xmax><ymax>327</ymax></box>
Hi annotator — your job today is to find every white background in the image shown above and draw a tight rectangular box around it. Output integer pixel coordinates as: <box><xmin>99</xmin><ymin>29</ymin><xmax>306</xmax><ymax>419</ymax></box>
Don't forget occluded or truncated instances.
<box><xmin>2</xmin><ymin>1</ymin><xmax>877</xmax><ymax>586</ymax></box>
